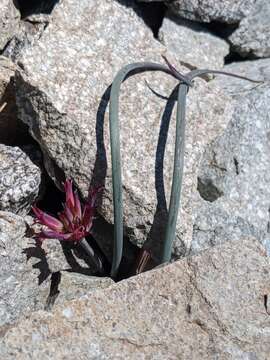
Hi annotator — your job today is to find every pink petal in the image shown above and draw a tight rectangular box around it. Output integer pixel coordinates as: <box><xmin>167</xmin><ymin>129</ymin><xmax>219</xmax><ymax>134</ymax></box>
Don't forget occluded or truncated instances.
<box><xmin>63</xmin><ymin>204</ymin><xmax>75</xmax><ymax>228</ymax></box>
<box><xmin>32</xmin><ymin>206</ymin><xmax>64</xmax><ymax>232</ymax></box>
<box><xmin>64</xmin><ymin>179</ymin><xmax>75</xmax><ymax>209</ymax></box>
<box><xmin>58</xmin><ymin>212</ymin><xmax>72</xmax><ymax>231</ymax></box>
<box><xmin>73</xmin><ymin>191</ymin><xmax>82</xmax><ymax>219</ymax></box>
<box><xmin>82</xmin><ymin>204</ymin><xmax>94</xmax><ymax>232</ymax></box>
<box><xmin>39</xmin><ymin>229</ymin><xmax>73</xmax><ymax>241</ymax></box>
<box><xmin>82</xmin><ymin>187</ymin><xmax>103</xmax><ymax>231</ymax></box>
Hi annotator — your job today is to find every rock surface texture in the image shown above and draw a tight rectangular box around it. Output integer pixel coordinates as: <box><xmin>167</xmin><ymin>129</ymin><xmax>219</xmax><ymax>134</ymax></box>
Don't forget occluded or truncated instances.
<box><xmin>53</xmin><ymin>271</ymin><xmax>114</xmax><ymax>307</ymax></box>
<box><xmin>15</xmin><ymin>0</ymin><xmax>233</xmax><ymax>259</ymax></box>
<box><xmin>0</xmin><ymin>211</ymin><xmax>113</xmax><ymax>326</ymax></box>
<box><xmin>159</xmin><ymin>13</ymin><xmax>229</xmax><ymax>69</ymax></box>
<box><xmin>1</xmin><ymin>237</ymin><xmax>270</xmax><ymax>359</ymax></box>
<box><xmin>0</xmin><ymin>145</ymin><xmax>41</xmax><ymax>214</ymax></box>
<box><xmin>0</xmin><ymin>56</ymin><xmax>21</xmax><ymax>145</ymax></box>
<box><xmin>2</xmin><ymin>14</ymin><xmax>50</xmax><ymax>62</ymax></box>
<box><xmin>192</xmin><ymin>59</ymin><xmax>270</xmax><ymax>255</ymax></box>
<box><xmin>0</xmin><ymin>0</ymin><xmax>20</xmax><ymax>50</ymax></box>
<box><xmin>0</xmin><ymin>56</ymin><xmax>30</xmax><ymax>145</ymax></box>
<box><xmin>0</xmin><ymin>211</ymin><xmax>49</xmax><ymax>326</ymax></box>
<box><xmin>229</xmin><ymin>0</ymin><xmax>270</xmax><ymax>58</ymax></box>
<box><xmin>162</xmin><ymin>0</ymin><xmax>256</xmax><ymax>24</ymax></box>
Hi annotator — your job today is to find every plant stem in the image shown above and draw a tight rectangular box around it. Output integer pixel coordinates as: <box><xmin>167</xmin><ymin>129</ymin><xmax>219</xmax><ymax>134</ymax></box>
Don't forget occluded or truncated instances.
<box><xmin>161</xmin><ymin>83</ymin><xmax>188</xmax><ymax>263</ymax></box>
<box><xmin>79</xmin><ymin>237</ymin><xmax>104</xmax><ymax>274</ymax></box>
<box><xmin>160</xmin><ymin>66</ymin><xmax>262</xmax><ymax>263</ymax></box>
<box><xmin>109</xmin><ymin>62</ymin><xmax>192</xmax><ymax>278</ymax></box>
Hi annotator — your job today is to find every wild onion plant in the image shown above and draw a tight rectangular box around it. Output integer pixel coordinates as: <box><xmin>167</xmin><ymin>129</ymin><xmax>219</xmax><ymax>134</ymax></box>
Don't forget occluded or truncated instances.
<box><xmin>109</xmin><ymin>58</ymin><xmax>262</xmax><ymax>278</ymax></box>
<box><xmin>32</xmin><ymin>58</ymin><xmax>262</xmax><ymax>279</ymax></box>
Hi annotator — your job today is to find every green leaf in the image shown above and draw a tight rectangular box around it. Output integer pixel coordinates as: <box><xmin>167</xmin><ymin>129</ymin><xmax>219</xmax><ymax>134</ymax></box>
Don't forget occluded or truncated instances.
<box><xmin>109</xmin><ymin>60</ymin><xmax>263</xmax><ymax>276</ymax></box>
<box><xmin>161</xmin><ymin>67</ymin><xmax>262</xmax><ymax>264</ymax></box>
<box><xmin>109</xmin><ymin>62</ymin><xmax>192</xmax><ymax>278</ymax></box>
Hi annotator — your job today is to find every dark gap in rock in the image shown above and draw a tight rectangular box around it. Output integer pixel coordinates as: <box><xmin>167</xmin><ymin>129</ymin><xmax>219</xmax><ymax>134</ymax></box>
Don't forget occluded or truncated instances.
<box><xmin>0</xmin><ymin>77</ymin><xmax>33</xmax><ymax>146</ymax></box>
<box><xmin>203</xmin><ymin>21</ymin><xmax>238</xmax><ymax>39</ymax></box>
<box><xmin>224</xmin><ymin>51</ymin><xmax>246</xmax><ymax>64</ymax></box>
<box><xmin>92</xmin><ymin>216</ymin><xmax>141</xmax><ymax>282</ymax></box>
<box><xmin>116</xmin><ymin>245</ymin><xmax>142</xmax><ymax>281</ymax></box>
<box><xmin>264</xmin><ymin>294</ymin><xmax>270</xmax><ymax>315</ymax></box>
<box><xmin>197</xmin><ymin>177</ymin><xmax>223</xmax><ymax>202</ymax></box>
<box><xmin>135</xmin><ymin>1</ymin><xmax>167</xmax><ymax>38</ymax></box>
<box><xmin>233</xmin><ymin>157</ymin><xmax>239</xmax><ymax>175</ymax></box>
<box><xmin>116</xmin><ymin>0</ymin><xmax>167</xmax><ymax>38</ymax></box>
<box><xmin>225</xmin><ymin>47</ymin><xmax>261</xmax><ymax>62</ymax></box>
<box><xmin>201</xmin><ymin>21</ymin><xmax>244</xmax><ymax>66</ymax></box>
<box><xmin>14</xmin><ymin>0</ymin><xmax>59</xmax><ymax>18</ymax></box>
<box><xmin>34</xmin><ymin>170</ymin><xmax>65</xmax><ymax>214</ymax></box>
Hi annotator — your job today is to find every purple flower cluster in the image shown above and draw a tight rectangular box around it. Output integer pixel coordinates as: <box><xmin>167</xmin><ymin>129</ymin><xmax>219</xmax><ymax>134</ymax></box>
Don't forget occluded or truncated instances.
<box><xmin>33</xmin><ymin>180</ymin><xmax>101</xmax><ymax>242</ymax></box>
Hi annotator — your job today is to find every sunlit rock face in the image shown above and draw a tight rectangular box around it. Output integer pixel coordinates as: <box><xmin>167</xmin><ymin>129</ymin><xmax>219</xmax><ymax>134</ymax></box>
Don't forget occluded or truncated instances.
<box><xmin>139</xmin><ymin>0</ymin><xmax>256</xmax><ymax>24</ymax></box>
<box><xmin>1</xmin><ymin>237</ymin><xmax>270</xmax><ymax>359</ymax></box>
<box><xmin>192</xmin><ymin>59</ymin><xmax>270</xmax><ymax>255</ymax></box>
<box><xmin>229</xmin><ymin>0</ymin><xmax>270</xmax><ymax>59</ymax></box>
<box><xmin>0</xmin><ymin>145</ymin><xmax>41</xmax><ymax>214</ymax></box>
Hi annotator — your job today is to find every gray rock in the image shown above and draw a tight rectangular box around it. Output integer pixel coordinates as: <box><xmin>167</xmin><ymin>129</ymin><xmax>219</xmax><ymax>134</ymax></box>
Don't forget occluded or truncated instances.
<box><xmin>192</xmin><ymin>198</ymin><xmax>270</xmax><ymax>255</ymax></box>
<box><xmin>49</xmin><ymin>271</ymin><xmax>113</xmax><ymax>309</ymax></box>
<box><xmin>0</xmin><ymin>56</ymin><xmax>34</xmax><ymax>145</ymax></box>
<box><xmin>159</xmin><ymin>13</ymin><xmax>229</xmax><ymax>69</ymax></box>
<box><xmin>0</xmin><ymin>211</ymin><xmax>113</xmax><ymax>326</ymax></box>
<box><xmin>0</xmin><ymin>0</ymin><xmax>50</xmax><ymax>61</ymax></box>
<box><xmin>165</xmin><ymin>0</ymin><xmax>256</xmax><ymax>24</ymax></box>
<box><xmin>209</xmin><ymin>58</ymin><xmax>270</xmax><ymax>93</ymax></box>
<box><xmin>0</xmin><ymin>211</ymin><xmax>49</xmax><ymax>326</ymax></box>
<box><xmin>1</xmin><ymin>237</ymin><xmax>270</xmax><ymax>359</ymax></box>
<box><xmin>0</xmin><ymin>56</ymin><xmax>18</xmax><ymax>145</ymax></box>
<box><xmin>0</xmin><ymin>145</ymin><xmax>41</xmax><ymax>214</ymax></box>
<box><xmin>229</xmin><ymin>0</ymin><xmax>270</xmax><ymax>58</ymax></box>
<box><xmin>192</xmin><ymin>59</ymin><xmax>270</xmax><ymax>255</ymax></box>
<box><xmin>15</xmin><ymin>0</ymin><xmax>233</xmax><ymax>260</ymax></box>
<box><xmin>0</xmin><ymin>0</ymin><xmax>20</xmax><ymax>51</ymax></box>
<box><xmin>2</xmin><ymin>14</ymin><xmax>50</xmax><ymax>62</ymax></box>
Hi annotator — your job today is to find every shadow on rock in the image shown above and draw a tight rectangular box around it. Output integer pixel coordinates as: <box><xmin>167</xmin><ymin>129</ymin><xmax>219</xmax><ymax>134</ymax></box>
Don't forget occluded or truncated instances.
<box><xmin>22</xmin><ymin>239</ymin><xmax>51</xmax><ymax>285</ymax></box>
